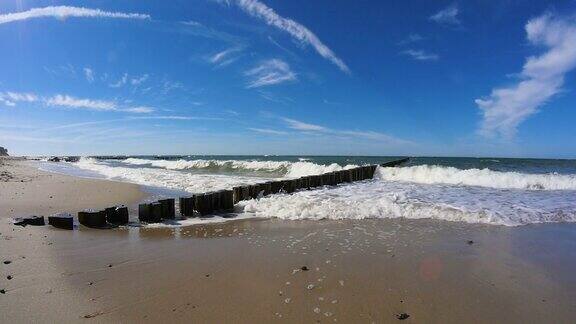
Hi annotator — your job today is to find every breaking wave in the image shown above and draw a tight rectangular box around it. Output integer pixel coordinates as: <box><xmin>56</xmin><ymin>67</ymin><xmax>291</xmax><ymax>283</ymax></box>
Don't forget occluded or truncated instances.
<box><xmin>120</xmin><ymin>158</ymin><xmax>356</xmax><ymax>178</ymax></box>
<box><xmin>239</xmin><ymin>180</ymin><xmax>576</xmax><ymax>226</ymax></box>
<box><xmin>376</xmin><ymin>165</ymin><xmax>576</xmax><ymax>190</ymax></box>
<box><xmin>74</xmin><ymin>158</ymin><xmax>265</xmax><ymax>193</ymax></box>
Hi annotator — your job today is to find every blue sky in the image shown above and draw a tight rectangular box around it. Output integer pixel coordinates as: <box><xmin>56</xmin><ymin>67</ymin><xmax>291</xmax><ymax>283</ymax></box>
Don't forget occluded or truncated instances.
<box><xmin>1</xmin><ymin>0</ymin><xmax>575</xmax><ymax>157</ymax></box>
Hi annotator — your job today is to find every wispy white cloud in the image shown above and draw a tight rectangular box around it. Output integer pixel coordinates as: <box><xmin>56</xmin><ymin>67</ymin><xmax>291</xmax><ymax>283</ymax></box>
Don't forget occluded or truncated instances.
<box><xmin>281</xmin><ymin>117</ymin><xmax>411</xmax><ymax>145</ymax></box>
<box><xmin>245</xmin><ymin>59</ymin><xmax>296</xmax><ymax>88</ymax></box>
<box><xmin>475</xmin><ymin>13</ymin><xmax>576</xmax><ymax>138</ymax></box>
<box><xmin>338</xmin><ymin>130</ymin><xmax>407</xmax><ymax>144</ymax></box>
<box><xmin>1</xmin><ymin>91</ymin><xmax>154</xmax><ymax>114</ymax></box>
<box><xmin>0</xmin><ymin>6</ymin><xmax>150</xmax><ymax>25</ymax></box>
<box><xmin>398</xmin><ymin>33</ymin><xmax>424</xmax><ymax>46</ymax></box>
<box><xmin>122</xmin><ymin>106</ymin><xmax>154</xmax><ymax>114</ymax></box>
<box><xmin>210</xmin><ymin>48</ymin><xmax>237</xmax><ymax>63</ymax></box>
<box><xmin>209</xmin><ymin>47</ymin><xmax>242</xmax><ymax>67</ymax></box>
<box><xmin>283</xmin><ymin>118</ymin><xmax>326</xmax><ymax>132</ymax></box>
<box><xmin>182</xmin><ymin>20</ymin><xmax>202</xmax><ymax>27</ymax></box>
<box><xmin>109</xmin><ymin>73</ymin><xmax>128</xmax><ymax>88</ymax></box>
<box><xmin>224</xmin><ymin>0</ymin><xmax>350</xmax><ymax>73</ymax></box>
<box><xmin>401</xmin><ymin>49</ymin><xmax>439</xmax><ymax>61</ymax></box>
<box><xmin>162</xmin><ymin>80</ymin><xmax>185</xmax><ymax>94</ymax></box>
<box><xmin>46</xmin><ymin>94</ymin><xmax>117</xmax><ymax>111</ymax></box>
<box><xmin>248</xmin><ymin>127</ymin><xmax>288</xmax><ymax>135</ymax></box>
<box><xmin>44</xmin><ymin>64</ymin><xmax>76</xmax><ymax>78</ymax></box>
<box><xmin>130</xmin><ymin>74</ymin><xmax>149</xmax><ymax>86</ymax></box>
<box><xmin>83</xmin><ymin>67</ymin><xmax>95</xmax><ymax>83</ymax></box>
<box><xmin>0</xmin><ymin>91</ymin><xmax>39</xmax><ymax>106</ymax></box>
<box><xmin>130</xmin><ymin>115</ymin><xmax>215</xmax><ymax>121</ymax></box>
<box><xmin>430</xmin><ymin>4</ymin><xmax>460</xmax><ymax>25</ymax></box>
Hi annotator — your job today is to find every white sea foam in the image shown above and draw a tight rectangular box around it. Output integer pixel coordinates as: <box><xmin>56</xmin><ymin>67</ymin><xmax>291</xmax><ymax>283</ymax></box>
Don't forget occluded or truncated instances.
<box><xmin>376</xmin><ymin>165</ymin><xmax>576</xmax><ymax>190</ymax></box>
<box><xmin>143</xmin><ymin>212</ymin><xmax>256</xmax><ymax>228</ymax></box>
<box><xmin>238</xmin><ymin>179</ymin><xmax>576</xmax><ymax>226</ymax></box>
<box><xmin>74</xmin><ymin>158</ymin><xmax>266</xmax><ymax>193</ymax></box>
<box><xmin>120</xmin><ymin>158</ymin><xmax>356</xmax><ymax>178</ymax></box>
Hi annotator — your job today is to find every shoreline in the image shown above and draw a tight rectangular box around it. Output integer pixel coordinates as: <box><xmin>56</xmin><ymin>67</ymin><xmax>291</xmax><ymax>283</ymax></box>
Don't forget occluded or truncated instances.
<box><xmin>0</xmin><ymin>157</ymin><xmax>148</xmax><ymax>220</ymax></box>
<box><xmin>1</xmin><ymin>158</ymin><xmax>576</xmax><ymax>322</ymax></box>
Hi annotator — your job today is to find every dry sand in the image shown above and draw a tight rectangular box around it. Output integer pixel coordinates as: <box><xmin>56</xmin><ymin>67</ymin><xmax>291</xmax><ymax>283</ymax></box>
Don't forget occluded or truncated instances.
<box><xmin>1</xmin><ymin>158</ymin><xmax>575</xmax><ymax>323</ymax></box>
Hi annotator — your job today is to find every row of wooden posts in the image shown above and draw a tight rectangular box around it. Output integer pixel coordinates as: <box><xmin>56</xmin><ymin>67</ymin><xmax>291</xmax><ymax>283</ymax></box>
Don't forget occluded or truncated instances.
<box><xmin>141</xmin><ymin>164</ymin><xmax>380</xmax><ymax>223</ymax></box>
<box><xmin>36</xmin><ymin>158</ymin><xmax>409</xmax><ymax>229</ymax></box>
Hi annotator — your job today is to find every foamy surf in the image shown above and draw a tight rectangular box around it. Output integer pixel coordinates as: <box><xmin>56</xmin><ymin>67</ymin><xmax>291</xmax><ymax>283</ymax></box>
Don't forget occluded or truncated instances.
<box><xmin>238</xmin><ymin>179</ymin><xmax>576</xmax><ymax>226</ymax></box>
<box><xmin>40</xmin><ymin>156</ymin><xmax>576</xmax><ymax>227</ymax></box>
<box><xmin>376</xmin><ymin>165</ymin><xmax>576</xmax><ymax>190</ymax></box>
<box><xmin>119</xmin><ymin>157</ymin><xmax>356</xmax><ymax>178</ymax></box>
<box><xmin>74</xmin><ymin>158</ymin><xmax>267</xmax><ymax>193</ymax></box>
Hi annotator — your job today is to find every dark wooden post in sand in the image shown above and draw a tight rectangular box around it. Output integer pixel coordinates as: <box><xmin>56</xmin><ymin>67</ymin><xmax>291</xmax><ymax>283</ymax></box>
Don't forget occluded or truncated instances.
<box><xmin>138</xmin><ymin>203</ymin><xmax>163</xmax><ymax>223</ymax></box>
<box><xmin>150</xmin><ymin>203</ymin><xmax>163</xmax><ymax>223</ymax></box>
<box><xmin>210</xmin><ymin>191</ymin><xmax>222</xmax><ymax>212</ymax></box>
<box><xmin>159</xmin><ymin>199</ymin><xmax>175</xmax><ymax>219</ymax></box>
<box><xmin>232</xmin><ymin>187</ymin><xmax>242</xmax><ymax>204</ymax></box>
<box><xmin>194</xmin><ymin>194</ymin><xmax>213</xmax><ymax>216</ymax></box>
<box><xmin>48</xmin><ymin>213</ymin><xmax>74</xmax><ymax>230</ymax></box>
<box><xmin>221</xmin><ymin>190</ymin><xmax>234</xmax><ymax>212</ymax></box>
<box><xmin>179</xmin><ymin>197</ymin><xmax>195</xmax><ymax>217</ymax></box>
<box><xmin>78</xmin><ymin>210</ymin><xmax>108</xmax><ymax>228</ymax></box>
<box><xmin>105</xmin><ymin>206</ymin><xmax>129</xmax><ymax>225</ymax></box>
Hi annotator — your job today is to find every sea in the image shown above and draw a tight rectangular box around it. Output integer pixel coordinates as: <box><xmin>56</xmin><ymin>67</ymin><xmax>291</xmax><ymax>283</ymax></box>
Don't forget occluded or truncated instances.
<box><xmin>37</xmin><ymin>155</ymin><xmax>576</xmax><ymax>227</ymax></box>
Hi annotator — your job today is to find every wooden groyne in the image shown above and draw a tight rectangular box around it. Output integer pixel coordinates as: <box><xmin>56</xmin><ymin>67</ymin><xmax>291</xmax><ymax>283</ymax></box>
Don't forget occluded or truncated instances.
<box><xmin>37</xmin><ymin>158</ymin><xmax>410</xmax><ymax>229</ymax></box>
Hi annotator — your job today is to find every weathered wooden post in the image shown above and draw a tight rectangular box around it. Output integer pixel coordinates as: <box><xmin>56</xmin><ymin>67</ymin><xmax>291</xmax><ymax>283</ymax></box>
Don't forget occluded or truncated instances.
<box><xmin>271</xmin><ymin>181</ymin><xmax>282</xmax><ymax>194</ymax></box>
<box><xmin>221</xmin><ymin>190</ymin><xmax>234</xmax><ymax>212</ymax></box>
<box><xmin>335</xmin><ymin>170</ymin><xmax>343</xmax><ymax>184</ymax></box>
<box><xmin>179</xmin><ymin>197</ymin><xmax>195</xmax><ymax>217</ymax></box>
<box><xmin>343</xmin><ymin>169</ymin><xmax>353</xmax><ymax>182</ymax></box>
<box><xmin>328</xmin><ymin>172</ymin><xmax>336</xmax><ymax>185</ymax></box>
<box><xmin>353</xmin><ymin>168</ymin><xmax>361</xmax><ymax>182</ymax></box>
<box><xmin>195</xmin><ymin>193</ymin><xmax>213</xmax><ymax>216</ymax></box>
<box><xmin>300</xmin><ymin>176</ymin><xmax>310</xmax><ymax>189</ymax></box>
<box><xmin>359</xmin><ymin>166</ymin><xmax>368</xmax><ymax>179</ymax></box>
<box><xmin>240</xmin><ymin>185</ymin><xmax>250</xmax><ymax>201</ymax></box>
<box><xmin>159</xmin><ymin>199</ymin><xmax>175</xmax><ymax>219</ymax></box>
<box><xmin>48</xmin><ymin>213</ymin><xmax>74</xmax><ymax>230</ymax></box>
<box><xmin>281</xmin><ymin>180</ymin><xmax>293</xmax><ymax>193</ymax></box>
<box><xmin>210</xmin><ymin>191</ymin><xmax>221</xmax><ymax>211</ymax></box>
<box><xmin>357</xmin><ymin>167</ymin><xmax>364</xmax><ymax>180</ymax></box>
<box><xmin>369</xmin><ymin>165</ymin><xmax>377</xmax><ymax>179</ymax></box>
<box><xmin>310</xmin><ymin>175</ymin><xmax>317</xmax><ymax>187</ymax></box>
<box><xmin>139</xmin><ymin>203</ymin><xmax>151</xmax><ymax>222</ymax></box>
<box><xmin>291</xmin><ymin>178</ymin><xmax>299</xmax><ymax>191</ymax></box>
<box><xmin>293</xmin><ymin>178</ymin><xmax>300</xmax><ymax>191</ymax></box>
<box><xmin>139</xmin><ymin>202</ymin><xmax>163</xmax><ymax>223</ymax></box>
<box><xmin>13</xmin><ymin>216</ymin><xmax>45</xmax><ymax>227</ymax></box>
<box><xmin>262</xmin><ymin>182</ymin><xmax>272</xmax><ymax>196</ymax></box>
<box><xmin>320</xmin><ymin>173</ymin><xmax>329</xmax><ymax>186</ymax></box>
<box><xmin>78</xmin><ymin>210</ymin><xmax>108</xmax><ymax>228</ymax></box>
<box><xmin>248</xmin><ymin>184</ymin><xmax>259</xmax><ymax>199</ymax></box>
<box><xmin>232</xmin><ymin>187</ymin><xmax>242</xmax><ymax>204</ymax></box>
<box><xmin>150</xmin><ymin>203</ymin><xmax>163</xmax><ymax>223</ymax></box>
<box><xmin>106</xmin><ymin>206</ymin><xmax>129</xmax><ymax>225</ymax></box>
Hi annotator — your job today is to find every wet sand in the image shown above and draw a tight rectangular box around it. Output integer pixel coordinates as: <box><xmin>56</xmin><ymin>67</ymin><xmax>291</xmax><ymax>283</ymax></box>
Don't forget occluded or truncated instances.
<box><xmin>1</xmin><ymin>158</ymin><xmax>575</xmax><ymax>323</ymax></box>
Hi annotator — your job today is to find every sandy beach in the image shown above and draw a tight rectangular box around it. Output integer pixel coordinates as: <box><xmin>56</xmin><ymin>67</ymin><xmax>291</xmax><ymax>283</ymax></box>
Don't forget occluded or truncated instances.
<box><xmin>1</xmin><ymin>157</ymin><xmax>576</xmax><ymax>323</ymax></box>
